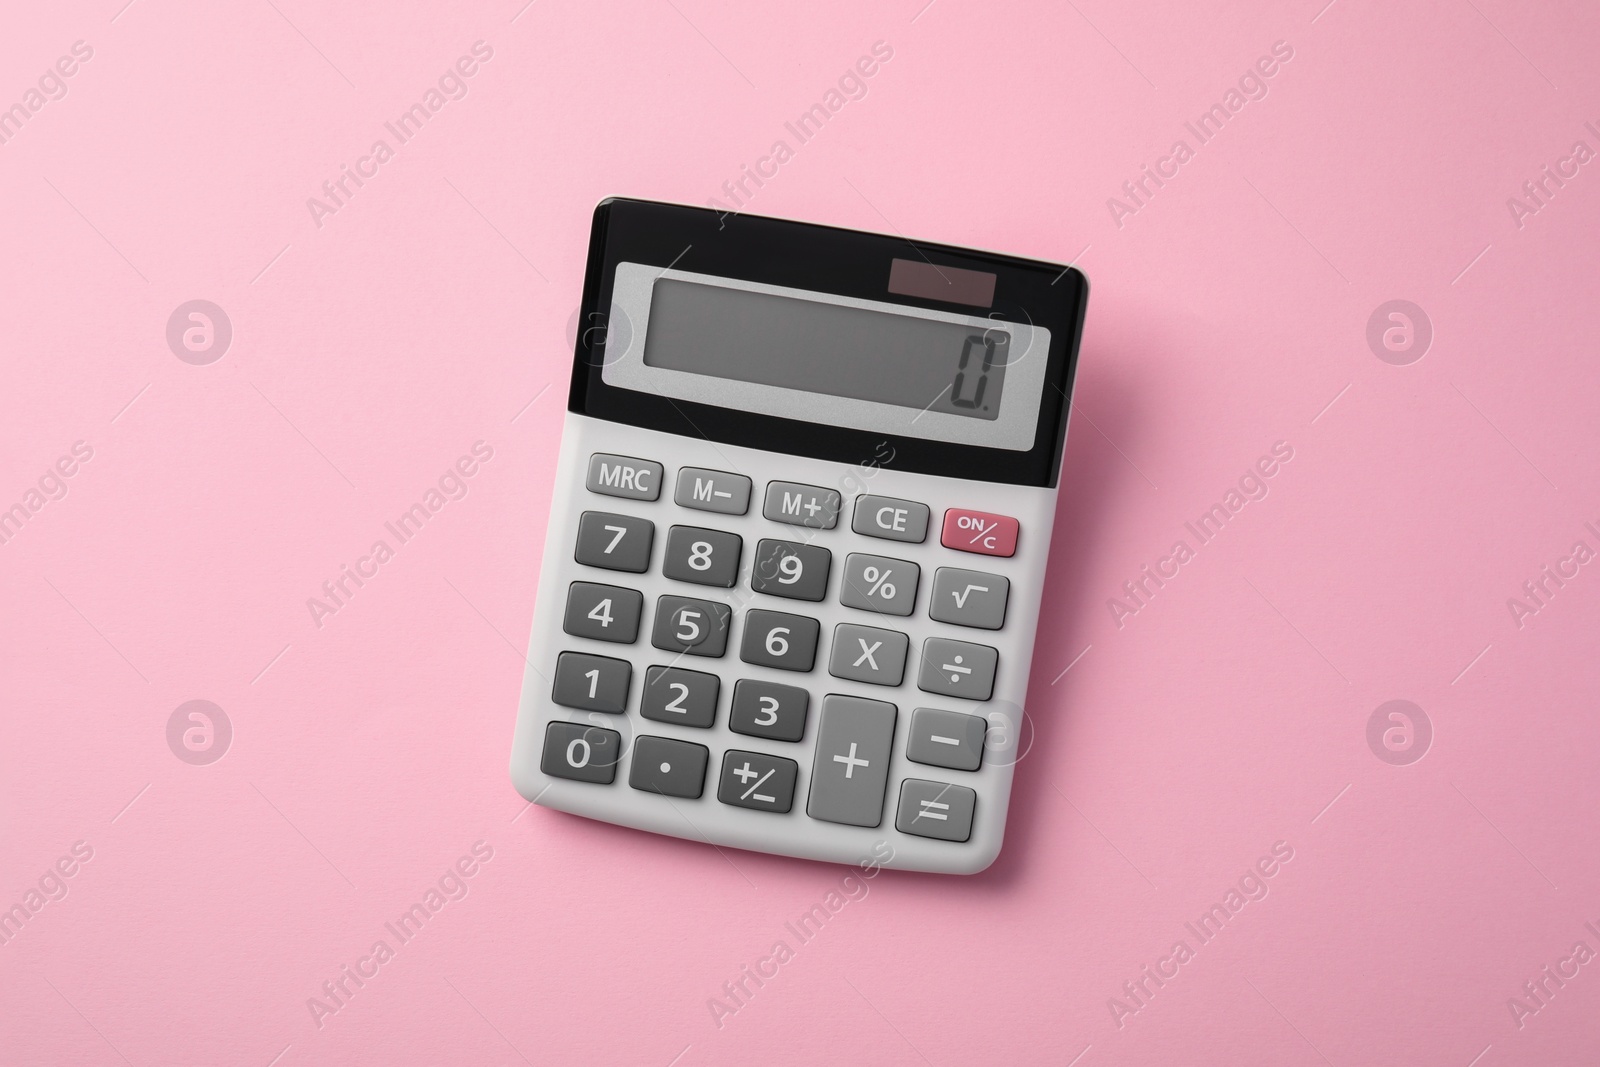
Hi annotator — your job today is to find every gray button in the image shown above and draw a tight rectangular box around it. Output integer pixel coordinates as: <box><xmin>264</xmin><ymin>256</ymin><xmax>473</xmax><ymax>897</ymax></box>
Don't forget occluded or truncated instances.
<box><xmin>718</xmin><ymin>750</ymin><xmax>799</xmax><ymax>813</ymax></box>
<box><xmin>574</xmin><ymin>511</ymin><xmax>654</xmax><ymax>573</ymax></box>
<box><xmin>751</xmin><ymin>539</ymin><xmax>831</xmax><ymax>602</ymax></box>
<box><xmin>675</xmin><ymin>467</ymin><xmax>752</xmax><ymax>515</ymax></box>
<box><xmin>840</xmin><ymin>553</ymin><xmax>919</xmax><ymax>616</ymax></box>
<box><xmin>928</xmin><ymin>568</ymin><xmax>1009</xmax><ymax>630</ymax></box>
<box><xmin>852</xmin><ymin>495</ymin><xmax>930</xmax><ymax>543</ymax></box>
<box><xmin>807</xmin><ymin>695</ymin><xmax>896</xmax><ymax>827</ymax></box>
<box><xmin>895</xmin><ymin>779</ymin><xmax>977</xmax><ymax>841</ymax></box>
<box><xmin>662</xmin><ymin>525</ymin><xmax>742</xmax><ymax>587</ymax></box>
<box><xmin>628</xmin><ymin>735</ymin><xmax>709</xmax><ymax>798</ymax></box>
<box><xmin>917</xmin><ymin>638</ymin><xmax>998</xmax><ymax>701</ymax></box>
<box><xmin>740</xmin><ymin>610</ymin><xmax>820</xmax><ymax>672</ymax></box>
<box><xmin>563</xmin><ymin>582</ymin><xmax>643</xmax><ymax>643</ymax></box>
<box><xmin>763</xmin><ymin>482</ymin><xmax>841</xmax><ymax>529</ymax></box>
<box><xmin>651</xmin><ymin>596</ymin><xmax>732</xmax><ymax>657</ymax></box>
<box><xmin>729</xmin><ymin>680</ymin><xmax>809</xmax><ymax>742</ymax></box>
<box><xmin>907</xmin><ymin>708</ymin><xmax>986</xmax><ymax>771</ymax></box>
<box><xmin>587</xmin><ymin>454</ymin><xmax>663</xmax><ymax>501</ymax></box>
<box><xmin>829</xmin><ymin>623</ymin><xmax>909</xmax><ymax>687</ymax></box>
<box><xmin>640</xmin><ymin>666</ymin><xmax>719</xmax><ymax>728</ymax></box>
<box><xmin>541</xmin><ymin>721</ymin><xmax>622</xmax><ymax>784</ymax></box>
<box><xmin>552</xmin><ymin>652</ymin><xmax>632</xmax><ymax>713</ymax></box>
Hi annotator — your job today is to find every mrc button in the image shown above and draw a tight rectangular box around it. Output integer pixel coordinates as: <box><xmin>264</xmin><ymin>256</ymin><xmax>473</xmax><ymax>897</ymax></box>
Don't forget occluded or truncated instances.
<box><xmin>852</xmin><ymin>495</ymin><xmax>930</xmax><ymax>543</ymax></box>
<box><xmin>940</xmin><ymin>508</ymin><xmax>1018</xmax><ymax>557</ymax></box>
<box><xmin>587</xmin><ymin>454</ymin><xmax>663</xmax><ymax>501</ymax></box>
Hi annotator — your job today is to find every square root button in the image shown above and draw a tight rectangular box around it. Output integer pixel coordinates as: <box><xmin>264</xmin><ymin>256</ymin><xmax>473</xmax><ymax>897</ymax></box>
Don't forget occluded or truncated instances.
<box><xmin>807</xmin><ymin>695</ymin><xmax>896</xmax><ymax>827</ymax></box>
<box><xmin>896</xmin><ymin>779</ymin><xmax>976</xmax><ymax>842</ymax></box>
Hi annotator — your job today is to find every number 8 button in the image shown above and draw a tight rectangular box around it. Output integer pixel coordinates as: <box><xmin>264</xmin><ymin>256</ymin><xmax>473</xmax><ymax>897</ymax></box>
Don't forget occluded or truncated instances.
<box><xmin>663</xmin><ymin>525</ymin><xmax>742</xmax><ymax>587</ymax></box>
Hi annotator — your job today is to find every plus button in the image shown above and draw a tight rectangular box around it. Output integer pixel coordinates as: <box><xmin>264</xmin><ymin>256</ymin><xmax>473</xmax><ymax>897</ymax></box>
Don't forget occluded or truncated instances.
<box><xmin>832</xmin><ymin>743</ymin><xmax>870</xmax><ymax>779</ymax></box>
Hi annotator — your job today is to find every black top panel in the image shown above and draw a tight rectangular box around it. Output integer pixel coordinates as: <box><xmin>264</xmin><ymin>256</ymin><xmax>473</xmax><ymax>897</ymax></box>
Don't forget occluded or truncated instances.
<box><xmin>567</xmin><ymin>198</ymin><xmax>1089</xmax><ymax>488</ymax></box>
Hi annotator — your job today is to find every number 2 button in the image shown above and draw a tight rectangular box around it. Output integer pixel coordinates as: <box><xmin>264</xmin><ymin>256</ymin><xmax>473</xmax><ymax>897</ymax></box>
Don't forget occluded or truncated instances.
<box><xmin>663</xmin><ymin>526</ymin><xmax>742</xmax><ymax>588</ymax></box>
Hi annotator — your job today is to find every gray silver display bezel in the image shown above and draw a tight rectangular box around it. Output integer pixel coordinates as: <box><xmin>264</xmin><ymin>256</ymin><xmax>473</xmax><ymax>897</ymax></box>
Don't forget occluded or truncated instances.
<box><xmin>600</xmin><ymin>263</ymin><xmax>1051</xmax><ymax>452</ymax></box>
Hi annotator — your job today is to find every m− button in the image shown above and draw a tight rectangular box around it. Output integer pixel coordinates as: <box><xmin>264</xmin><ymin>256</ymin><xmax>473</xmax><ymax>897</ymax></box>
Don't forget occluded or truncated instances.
<box><xmin>675</xmin><ymin>468</ymin><xmax>752</xmax><ymax>515</ymax></box>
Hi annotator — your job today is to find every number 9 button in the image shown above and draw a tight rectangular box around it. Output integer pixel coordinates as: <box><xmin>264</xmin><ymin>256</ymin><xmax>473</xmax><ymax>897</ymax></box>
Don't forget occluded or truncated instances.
<box><xmin>750</xmin><ymin>539</ymin><xmax>830</xmax><ymax>601</ymax></box>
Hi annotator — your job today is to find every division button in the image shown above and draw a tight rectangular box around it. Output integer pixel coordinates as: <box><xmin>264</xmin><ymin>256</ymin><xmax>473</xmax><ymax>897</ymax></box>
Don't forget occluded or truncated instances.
<box><xmin>928</xmin><ymin>567</ymin><xmax>1009</xmax><ymax>630</ymax></box>
<box><xmin>717</xmin><ymin>750</ymin><xmax>799</xmax><ymax>813</ymax></box>
<box><xmin>628</xmin><ymin>735</ymin><xmax>709</xmax><ymax>798</ymax></box>
<box><xmin>806</xmin><ymin>695</ymin><xmax>897</xmax><ymax>827</ymax></box>
<box><xmin>586</xmin><ymin>454</ymin><xmax>663</xmax><ymax>501</ymax></box>
<box><xmin>675</xmin><ymin>467</ymin><xmax>752</xmax><ymax>515</ymax></box>
<box><xmin>540</xmin><ymin>720</ymin><xmax>622</xmax><ymax>784</ymax></box>
<box><xmin>763</xmin><ymin>482</ymin><xmax>842</xmax><ymax>529</ymax></box>
<box><xmin>916</xmin><ymin>638</ymin><xmax>998</xmax><ymax>701</ymax></box>
<box><xmin>852</xmin><ymin>495</ymin><xmax>930</xmax><ymax>543</ymax></box>
<box><xmin>895</xmin><ymin>779</ymin><xmax>977</xmax><ymax>842</ymax></box>
<box><xmin>906</xmin><ymin>708</ymin><xmax>987</xmax><ymax>771</ymax></box>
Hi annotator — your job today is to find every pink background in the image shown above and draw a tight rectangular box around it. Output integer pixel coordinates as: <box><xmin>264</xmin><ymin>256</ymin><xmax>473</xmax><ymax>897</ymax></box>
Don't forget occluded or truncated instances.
<box><xmin>4</xmin><ymin>0</ymin><xmax>1599</xmax><ymax>1063</ymax></box>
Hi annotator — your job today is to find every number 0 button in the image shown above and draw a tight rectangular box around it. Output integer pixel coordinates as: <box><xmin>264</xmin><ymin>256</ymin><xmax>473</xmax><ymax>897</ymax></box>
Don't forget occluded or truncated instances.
<box><xmin>541</xmin><ymin>721</ymin><xmax>622</xmax><ymax>784</ymax></box>
<box><xmin>563</xmin><ymin>582</ymin><xmax>643</xmax><ymax>643</ymax></box>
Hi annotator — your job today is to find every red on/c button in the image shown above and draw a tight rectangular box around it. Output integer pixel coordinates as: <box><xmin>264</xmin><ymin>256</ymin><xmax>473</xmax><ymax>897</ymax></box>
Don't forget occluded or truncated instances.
<box><xmin>941</xmin><ymin>509</ymin><xmax>1018</xmax><ymax>557</ymax></box>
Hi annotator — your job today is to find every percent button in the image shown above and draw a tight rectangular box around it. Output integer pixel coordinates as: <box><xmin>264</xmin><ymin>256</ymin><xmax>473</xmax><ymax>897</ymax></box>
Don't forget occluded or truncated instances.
<box><xmin>940</xmin><ymin>509</ymin><xmax>1018</xmax><ymax>557</ymax></box>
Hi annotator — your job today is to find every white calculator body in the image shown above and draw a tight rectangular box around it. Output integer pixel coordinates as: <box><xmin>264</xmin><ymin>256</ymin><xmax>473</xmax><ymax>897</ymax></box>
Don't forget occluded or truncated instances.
<box><xmin>510</xmin><ymin>199</ymin><xmax>1088</xmax><ymax>874</ymax></box>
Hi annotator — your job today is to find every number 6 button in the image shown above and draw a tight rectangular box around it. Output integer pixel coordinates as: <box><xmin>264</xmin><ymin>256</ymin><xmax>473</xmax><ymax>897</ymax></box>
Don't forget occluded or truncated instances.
<box><xmin>740</xmin><ymin>610</ymin><xmax>820</xmax><ymax>671</ymax></box>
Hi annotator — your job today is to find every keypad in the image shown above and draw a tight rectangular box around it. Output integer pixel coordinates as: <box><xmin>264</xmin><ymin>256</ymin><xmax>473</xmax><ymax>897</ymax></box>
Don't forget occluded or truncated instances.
<box><xmin>718</xmin><ymin>750</ymin><xmax>799</xmax><ymax>812</ymax></box>
<box><xmin>575</xmin><ymin>511</ymin><xmax>654</xmax><ymax>573</ymax></box>
<box><xmin>741</xmin><ymin>610</ymin><xmax>820</xmax><ymax>672</ymax></box>
<box><xmin>828</xmin><ymin>623</ymin><xmax>909</xmax><ymax>686</ymax></box>
<box><xmin>629</xmin><ymin>735</ymin><xmax>709</xmax><ymax>798</ymax></box>
<box><xmin>547</xmin><ymin>452</ymin><xmax>1032</xmax><ymax>853</ymax></box>
<box><xmin>896</xmin><ymin>779</ymin><xmax>977</xmax><ymax>841</ymax></box>
<box><xmin>563</xmin><ymin>582</ymin><xmax>644</xmax><ymax>643</ymax></box>
<box><xmin>640</xmin><ymin>666</ymin><xmax>719</xmax><ymax>728</ymax></box>
<box><xmin>840</xmin><ymin>553</ymin><xmax>919</xmax><ymax>616</ymax></box>
<box><xmin>662</xmin><ymin>525</ymin><xmax>742</xmax><ymax>587</ymax></box>
<box><xmin>651</xmin><ymin>596</ymin><xmax>732</xmax><ymax>657</ymax></box>
<box><xmin>751</xmin><ymin>539</ymin><xmax>830</xmax><ymax>601</ymax></box>
<box><xmin>928</xmin><ymin>567</ymin><xmax>1009</xmax><ymax>630</ymax></box>
<box><xmin>763</xmin><ymin>481</ymin><xmax>841</xmax><ymax>528</ymax></box>
<box><xmin>675</xmin><ymin>468</ymin><xmax>752</xmax><ymax>515</ymax></box>
<box><xmin>728</xmin><ymin>680</ymin><xmax>808</xmax><ymax>742</ymax></box>
<box><xmin>907</xmin><ymin>708</ymin><xmax>986</xmax><ymax>771</ymax></box>
<box><xmin>807</xmin><ymin>696</ymin><xmax>896</xmax><ymax>827</ymax></box>
<box><xmin>542</xmin><ymin>721</ymin><xmax>623</xmax><ymax>783</ymax></box>
<box><xmin>552</xmin><ymin>652</ymin><xmax>632</xmax><ymax>713</ymax></box>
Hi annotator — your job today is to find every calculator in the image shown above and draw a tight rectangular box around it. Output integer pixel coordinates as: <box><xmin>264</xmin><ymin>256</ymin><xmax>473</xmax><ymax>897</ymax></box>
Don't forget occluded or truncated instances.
<box><xmin>509</xmin><ymin>199</ymin><xmax>1088</xmax><ymax>874</ymax></box>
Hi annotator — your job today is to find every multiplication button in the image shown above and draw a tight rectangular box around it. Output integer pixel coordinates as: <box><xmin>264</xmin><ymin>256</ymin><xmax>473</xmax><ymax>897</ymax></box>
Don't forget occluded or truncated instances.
<box><xmin>828</xmin><ymin>624</ymin><xmax>909</xmax><ymax>687</ymax></box>
<box><xmin>718</xmin><ymin>750</ymin><xmax>799</xmax><ymax>813</ymax></box>
<box><xmin>763</xmin><ymin>482</ymin><xmax>841</xmax><ymax>529</ymax></box>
